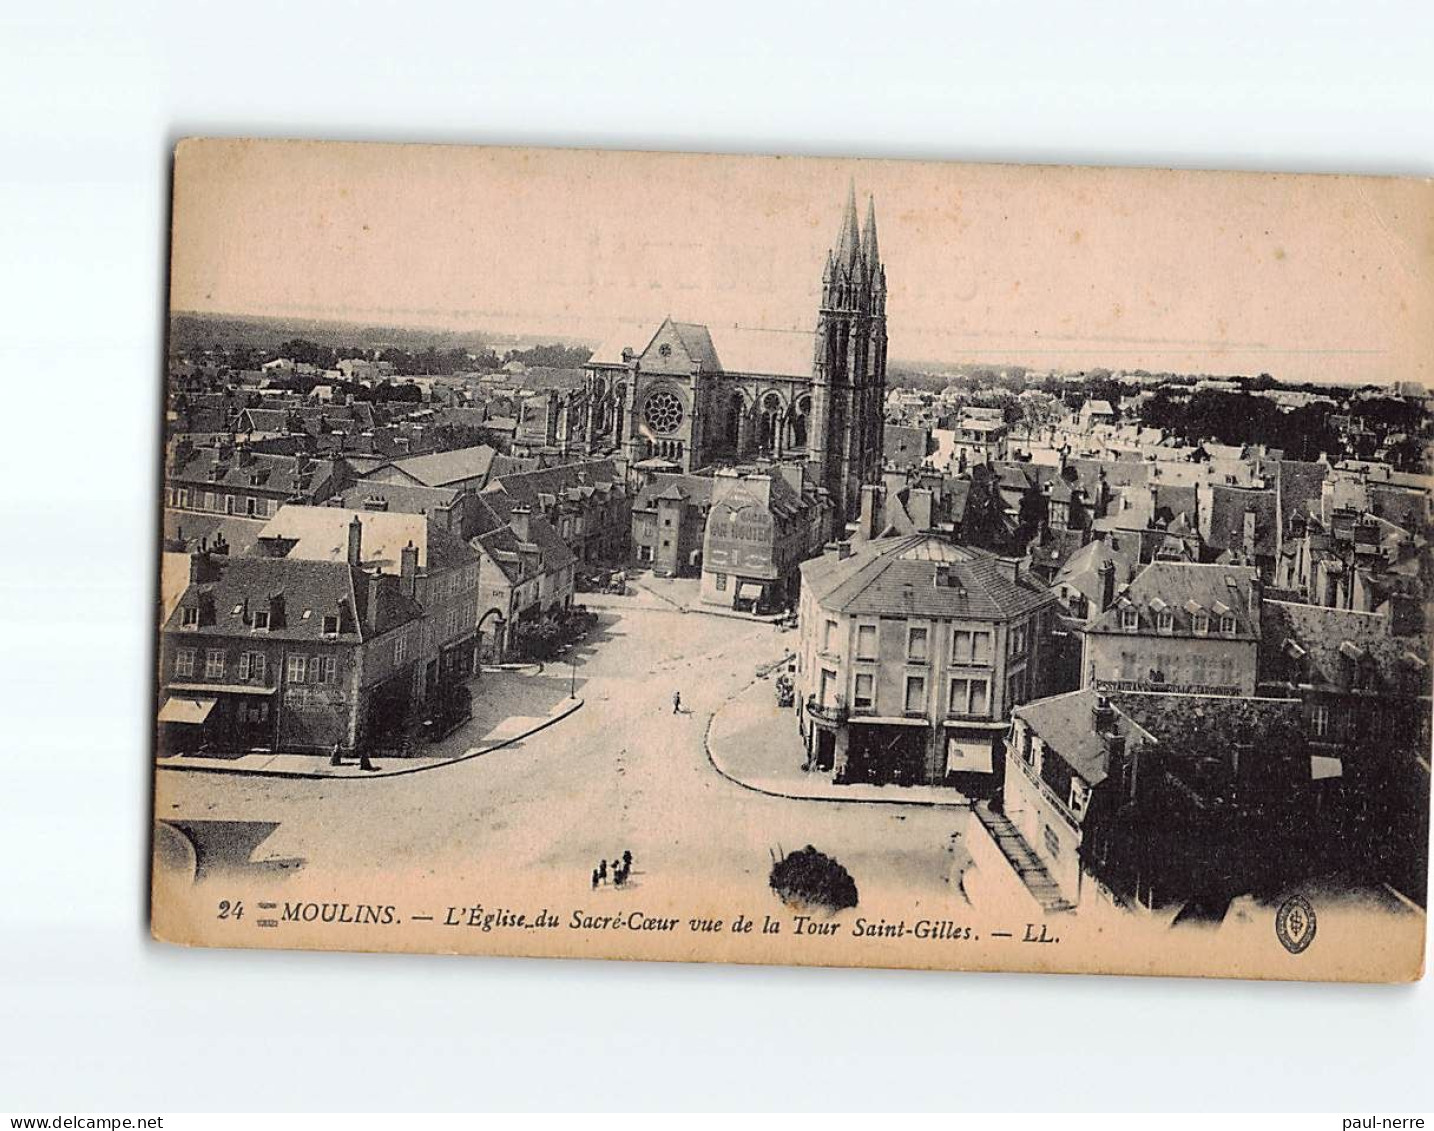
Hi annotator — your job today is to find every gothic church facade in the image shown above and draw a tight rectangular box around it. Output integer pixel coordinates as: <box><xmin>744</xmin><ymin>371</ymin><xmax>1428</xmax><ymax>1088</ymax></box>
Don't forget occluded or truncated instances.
<box><xmin>582</xmin><ymin>183</ymin><xmax>888</xmax><ymax>528</ymax></box>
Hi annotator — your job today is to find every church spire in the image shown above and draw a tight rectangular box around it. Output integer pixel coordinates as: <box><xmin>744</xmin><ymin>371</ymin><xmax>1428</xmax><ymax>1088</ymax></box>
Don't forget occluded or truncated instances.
<box><xmin>861</xmin><ymin>194</ymin><xmax>880</xmax><ymax>270</ymax></box>
<box><xmin>836</xmin><ymin>178</ymin><xmax>861</xmax><ymax>267</ymax></box>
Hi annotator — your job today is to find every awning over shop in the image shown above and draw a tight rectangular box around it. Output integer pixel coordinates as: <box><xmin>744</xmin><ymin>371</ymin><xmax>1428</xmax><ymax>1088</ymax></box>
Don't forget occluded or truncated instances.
<box><xmin>945</xmin><ymin>735</ymin><xmax>994</xmax><ymax>774</ymax></box>
<box><xmin>737</xmin><ymin>583</ymin><xmax>763</xmax><ymax>601</ymax></box>
<box><xmin>158</xmin><ymin>696</ymin><xmax>217</xmax><ymax>725</ymax></box>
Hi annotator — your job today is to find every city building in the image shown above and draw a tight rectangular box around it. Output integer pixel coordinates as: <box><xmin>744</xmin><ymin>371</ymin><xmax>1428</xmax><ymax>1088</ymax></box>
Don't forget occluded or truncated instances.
<box><xmin>362</xmin><ymin>443</ymin><xmax>517</xmax><ymax>494</ymax></box>
<box><xmin>1081</xmin><ymin>561</ymin><xmax>1262</xmax><ymax>696</ymax></box>
<box><xmin>883</xmin><ymin>424</ymin><xmax>929</xmax><ymax>471</ymax></box>
<box><xmin>796</xmin><ymin>534</ymin><xmax>1058</xmax><ymax>791</ymax></box>
<box><xmin>1258</xmin><ymin>599</ymin><xmax>1431</xmax><ymax>768</ymax></box>
<box><xmin>631</xmin><ymin>473</ymin><xmax>714</xmax><ymax>576</ymax></box>
<box><xmin>157</xmin><ymin>539</ymin><xmax>424</xmax><ymax>756</ymax></box>
<box><xmin>995</xmin><ymin>688</ymin><xmax>1316</xmax><ymax>912</ymax></box>
<box><xmin>254</xmin><ymin>505</ymin><xmax>482</xmax><ymax>698</ymax></box>
<box><xmin>167</xmin><ymin>441</ymin><xmax>346</xmax><ymax>519</ymax></box>
<box><xmin>947</xmin><ymin>413</ymin><xmax>1009</xmax><ymax>468</ymax></box>
<box><xmin>699</xmin><ymin>466</ymin><xmax>829</xmax><ymax>612</ymax></box>
<box><xmin>486</xmin><ymin>459</ymin><xmax>630</xmax><ymax>564</ymax></box>
<box><xmin>469</xmin><ymin>491</ymin><xmax>577</xmax><ymax>659</ymax></box>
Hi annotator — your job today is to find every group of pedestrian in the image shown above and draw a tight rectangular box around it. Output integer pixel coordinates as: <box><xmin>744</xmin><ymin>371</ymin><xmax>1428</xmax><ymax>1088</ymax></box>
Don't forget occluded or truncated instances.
<box><xmin>591</xmin><ymin>849</ymin><xmax>634</xmax><ymax>890</ymax></box>
<box><xmin>330</xmin><ymin>742</ymin><xmax>377</xmax><ymax>772</ymax></box>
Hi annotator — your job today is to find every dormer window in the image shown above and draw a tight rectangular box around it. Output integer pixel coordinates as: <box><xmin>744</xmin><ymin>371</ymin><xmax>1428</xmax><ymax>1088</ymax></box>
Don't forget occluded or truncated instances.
<box><xmin>1119</xmin><ymin>606</ymin><xmax>1139</xmax><ymax>632</ymax></box>
<box><xmin>181</xmin><ymin>606</ymin><xmax>199</xmax><ymax>630</ymax></box>
<box><xmin>1193</xmin><ymin>611</ymin><xmax>1210</xmax><ymax>636</ymax></box>
<box><xmin>251</xmin><ymin>610</ymin><xmax>270</xmax><ymax>631</ymax></box>
<box><xmin>1156</xmin><ymin>609</ymin><xmax>1174</xmax><ymax>635</ymax></box>
<box><xmin>1069</xmin><ymin>778</ymin><xmax>1090</xmax><ymax>818</ymax></box>
<box><xmin>322</xmin><ymin>614</ymin><xmax>340</xmax><ymax>636</ymax></box>
<box><xmin>1220</xmin><ymin>614</ymin><xmax>1237</xmax><ymax>636</ymax></box>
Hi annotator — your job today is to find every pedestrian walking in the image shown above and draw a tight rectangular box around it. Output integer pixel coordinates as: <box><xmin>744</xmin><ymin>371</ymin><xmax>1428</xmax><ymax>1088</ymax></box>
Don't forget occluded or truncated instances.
<box><xmin>612</xmin><ymin>859</ymin><xmax>624</xmax><ymax>887</ymax></box>
<box><xmin>591</xmin><ymin>868</ymin><xmax>599</xmax><ymax>890</ymax></box>
<box><xmin>329</xmin><ymin>742</ymin><xmax>343</xmax><ymax>767</ymax></box>
<box><xmin>622</xmin><ymin>849</ymin><xmax>632</xmax><ymax>872</ymax></box>
<box><xmin>597</xmin><ymin>859</ymin><xmax>608</xmax><ymax>884</ymax></box>
<box><xmin>673</xmin><ymin>690</ymin><xmax>682</xmax><ymax>714</ymax></box>
<box><xmin>359</xmin><ymin>749</ymin><xmax>377</xmax><ymax>772</ymax></box>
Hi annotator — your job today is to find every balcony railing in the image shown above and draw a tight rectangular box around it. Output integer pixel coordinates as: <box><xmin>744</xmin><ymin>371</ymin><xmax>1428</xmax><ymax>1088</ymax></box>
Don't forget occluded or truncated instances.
<box><xmin>805</xmin><ymin>694</ymin><xmax>848</xmax><ymax>725</ymax></box>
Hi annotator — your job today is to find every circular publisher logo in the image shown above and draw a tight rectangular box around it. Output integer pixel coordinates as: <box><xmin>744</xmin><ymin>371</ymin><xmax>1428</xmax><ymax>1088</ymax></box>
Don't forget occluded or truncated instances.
<box><xmin>1276</xmin><ymin>894</ymin><xmax>1317</xmax><ymax>955</ymax></box>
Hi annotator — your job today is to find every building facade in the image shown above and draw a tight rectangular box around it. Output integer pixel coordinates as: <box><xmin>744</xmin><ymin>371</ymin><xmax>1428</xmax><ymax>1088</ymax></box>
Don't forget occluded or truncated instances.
<box><xmin>167</xmin><ymin>441</ymin><xmax>345</xmax><ymax>520</ymax></box>
<box><xmin>699</xmin><ymin>466</ymin><xmax>829</xmax><ymax>612</ymax></box>
<box><xmin>487</xmin><ymin>460</ymin><xmax>630</xmax><ymax>565</ymax></box>
<box><xmin>255</xmin><ymin>505</ymin><xmax>482</xmax><ymax>701</ymax></box>
<box><xmin>157</xmin><ymin>546</ymin><xmax>424</xmax><ymax>756</ymax></box>
<box><xmin>470</xmin><ymin>491</ymin><xmax>577</xmax><ymax>659</ymax></box>
<box><xmin>796</xmin><ymin>534</ymin><xmax>1058</xmax><ymax>791</ymax></box>
<box><xmin>1081</xmin><ymin>561</ymin><xmax>1262</xmax><ymax>696</ymax></box>
<box><xmin>998</xmin><ymin>688</ymin><xmax>1339</xmax><ymax>913</ymax></box>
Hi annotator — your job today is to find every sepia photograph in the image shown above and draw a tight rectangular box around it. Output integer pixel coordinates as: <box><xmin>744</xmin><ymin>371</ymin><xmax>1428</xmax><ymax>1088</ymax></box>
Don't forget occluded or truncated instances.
<box><xmin>151</xmin><ymin>140</ymin><xmax>1432</xmax><ymax>983</ymax></box>
<box><xmin>6</xmin><ymin>0</ymin><xmax>1434</xmax><ymax>1116</ymax></box>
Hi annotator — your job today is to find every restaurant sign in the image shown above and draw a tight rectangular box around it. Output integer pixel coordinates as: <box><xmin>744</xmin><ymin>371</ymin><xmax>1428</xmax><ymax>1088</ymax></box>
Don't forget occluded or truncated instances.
<box><xmin>1095</xmin><ymin>678</ymin><xmax>1241</xmax><ymax>696</ymax></box>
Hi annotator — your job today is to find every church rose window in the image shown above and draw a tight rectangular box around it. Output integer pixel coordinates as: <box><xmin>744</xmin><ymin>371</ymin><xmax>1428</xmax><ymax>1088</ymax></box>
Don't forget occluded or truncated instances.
<box><xmin>643</xmin><ymin>389</ymin><xmax>684</xmax><ymax>435</ymax></box>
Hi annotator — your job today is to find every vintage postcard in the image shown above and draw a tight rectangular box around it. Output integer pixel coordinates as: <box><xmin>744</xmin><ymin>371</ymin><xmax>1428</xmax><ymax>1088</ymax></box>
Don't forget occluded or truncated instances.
<box><xmin>152</xmin><ymin>139</ymin><xmax>1433</xmax><ymax>981</ymax></box>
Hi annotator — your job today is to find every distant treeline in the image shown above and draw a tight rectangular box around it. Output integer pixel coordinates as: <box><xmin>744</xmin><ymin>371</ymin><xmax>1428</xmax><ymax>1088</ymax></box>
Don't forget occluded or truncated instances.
<box><xmin>169</xmin><ymin>313</ymin><xmax>594</xmax><ymax>374</ymax></box>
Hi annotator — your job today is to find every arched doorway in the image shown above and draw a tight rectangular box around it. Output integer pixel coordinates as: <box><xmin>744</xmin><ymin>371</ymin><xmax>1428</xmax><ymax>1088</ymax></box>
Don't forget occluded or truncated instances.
<box><xmin>477</xmin><ymin>607</ymin><xmax>507</xmax><ymax>665</ymax></box>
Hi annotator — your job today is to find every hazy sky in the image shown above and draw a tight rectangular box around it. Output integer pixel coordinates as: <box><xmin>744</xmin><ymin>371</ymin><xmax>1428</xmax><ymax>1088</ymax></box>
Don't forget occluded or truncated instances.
<box><xmin>171</xmin><ymin>140</ymin><xmax>1433</xmax><ymax>386</ymax></box>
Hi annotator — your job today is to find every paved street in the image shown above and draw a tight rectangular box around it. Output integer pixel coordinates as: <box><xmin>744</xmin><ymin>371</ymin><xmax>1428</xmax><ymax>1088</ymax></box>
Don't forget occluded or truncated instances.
<box><xmin>154</xmin><ymin>604</ymin><xmax>972</xmax><ymax>914</ymax></box>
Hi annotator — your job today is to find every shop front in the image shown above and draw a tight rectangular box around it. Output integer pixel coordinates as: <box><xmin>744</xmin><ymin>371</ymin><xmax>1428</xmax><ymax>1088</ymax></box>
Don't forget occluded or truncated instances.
<box><xmin>841</xmin><ymin>717</ymin><xmax>931</xmax><ymax>786</ymax></box>
<box><xmin>159</xmin><ymin>683</ymin><xmax>277</xmax><ymax>755</ymax></box>
<box><xmin>942</xmin><ymin>720</ymin><xmax>1007</xmax><ymax>796</ymax></box>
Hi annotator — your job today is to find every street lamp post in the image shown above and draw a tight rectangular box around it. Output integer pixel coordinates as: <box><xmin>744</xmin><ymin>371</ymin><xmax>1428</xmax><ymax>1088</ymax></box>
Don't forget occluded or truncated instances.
<box><xmin>569</xmin><ymin>653</ymin><xmax>578</xmax><ymax>700</ymax></box>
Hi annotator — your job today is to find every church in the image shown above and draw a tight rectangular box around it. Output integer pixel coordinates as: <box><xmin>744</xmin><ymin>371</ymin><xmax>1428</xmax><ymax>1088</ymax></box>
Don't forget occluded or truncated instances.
<box><xmin>582</xmin><ymin>183</ymin><xmax>889</xmax><ymax>531</ymax></box>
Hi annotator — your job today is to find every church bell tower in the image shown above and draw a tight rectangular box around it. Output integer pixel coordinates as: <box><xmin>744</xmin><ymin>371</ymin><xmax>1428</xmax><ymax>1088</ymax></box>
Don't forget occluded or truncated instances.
<box><xmin>808</xmin><ymin>181</ymin><xmax>887</xmax><ymax>532</ymax></box>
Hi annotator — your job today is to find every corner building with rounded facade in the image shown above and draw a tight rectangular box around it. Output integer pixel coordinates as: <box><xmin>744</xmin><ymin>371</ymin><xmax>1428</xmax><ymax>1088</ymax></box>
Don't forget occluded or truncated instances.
<box><xmin>797</xmin><ymin>535</ymin><xmax>1060</xmax><ymax>791</ymax></box>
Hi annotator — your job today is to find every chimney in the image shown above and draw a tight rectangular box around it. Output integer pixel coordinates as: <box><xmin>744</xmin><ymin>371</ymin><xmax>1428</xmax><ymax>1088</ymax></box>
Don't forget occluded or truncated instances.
<box><xmin>1092</xmin><ymin>693</ymin><xmax>1116</xmax><ymax>733</ymax></box>
<box><xmin>997</xmin><ymin>556</ymin><xmax>1021</xmax><ymax>581</ymax></box>
<box><xmin>837</xmin><ymin>540</ymin><xmax>853</xmax><ymax>560</ymax></box>
<box><xmin>347</xmin><ymin>516</ymin><xmax>363</xmax><ymax>567</ymax></box>
<box><xmin>1243</xmin><ymin>507</ymin><xmax>1257</xmax><ymax>561</ymax></box>
<box><xmin>1105</xmin><ymin>732</ymin><xmax>1134</xmax><ymax>800</ymax></box>
<box><xmin>189</xmin><ymin>548</ymin><xmax>211</xmax><ymax>584</ymax></box>
<box><xmin>510</xmin><ymin>504</ymin><xmax>532</xmax><ymax>544</ymax></box>
<box><xmin>400</xmin><ymin>540</ymin><xmax>419</xmax><ymax>598</ymax></box>
<box><xmin>908</xmin><ymin>488</ymin><xmax>934</xmax><ymax>531</ymax></box>
<box><xmin>859</xmin><ymin>484</ymin><xmax>880</xmax><ymax>540</ymax></box>
<box><xmin>366</xmin><ymin>571</ymin><xmax>384</xmax><ymax>634</ymax></box>
<box><xmin>1098</xmin><ymin>558</ymin><xmax>1116</xmax><ymax>612</ymax></box>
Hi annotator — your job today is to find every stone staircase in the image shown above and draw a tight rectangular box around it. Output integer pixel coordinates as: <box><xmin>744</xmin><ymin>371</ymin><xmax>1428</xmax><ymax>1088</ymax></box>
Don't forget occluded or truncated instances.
<box><xmin>973</xmin><ymin>802</ymin><xmax>1075</xmax><ymax>913</ymax></box>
